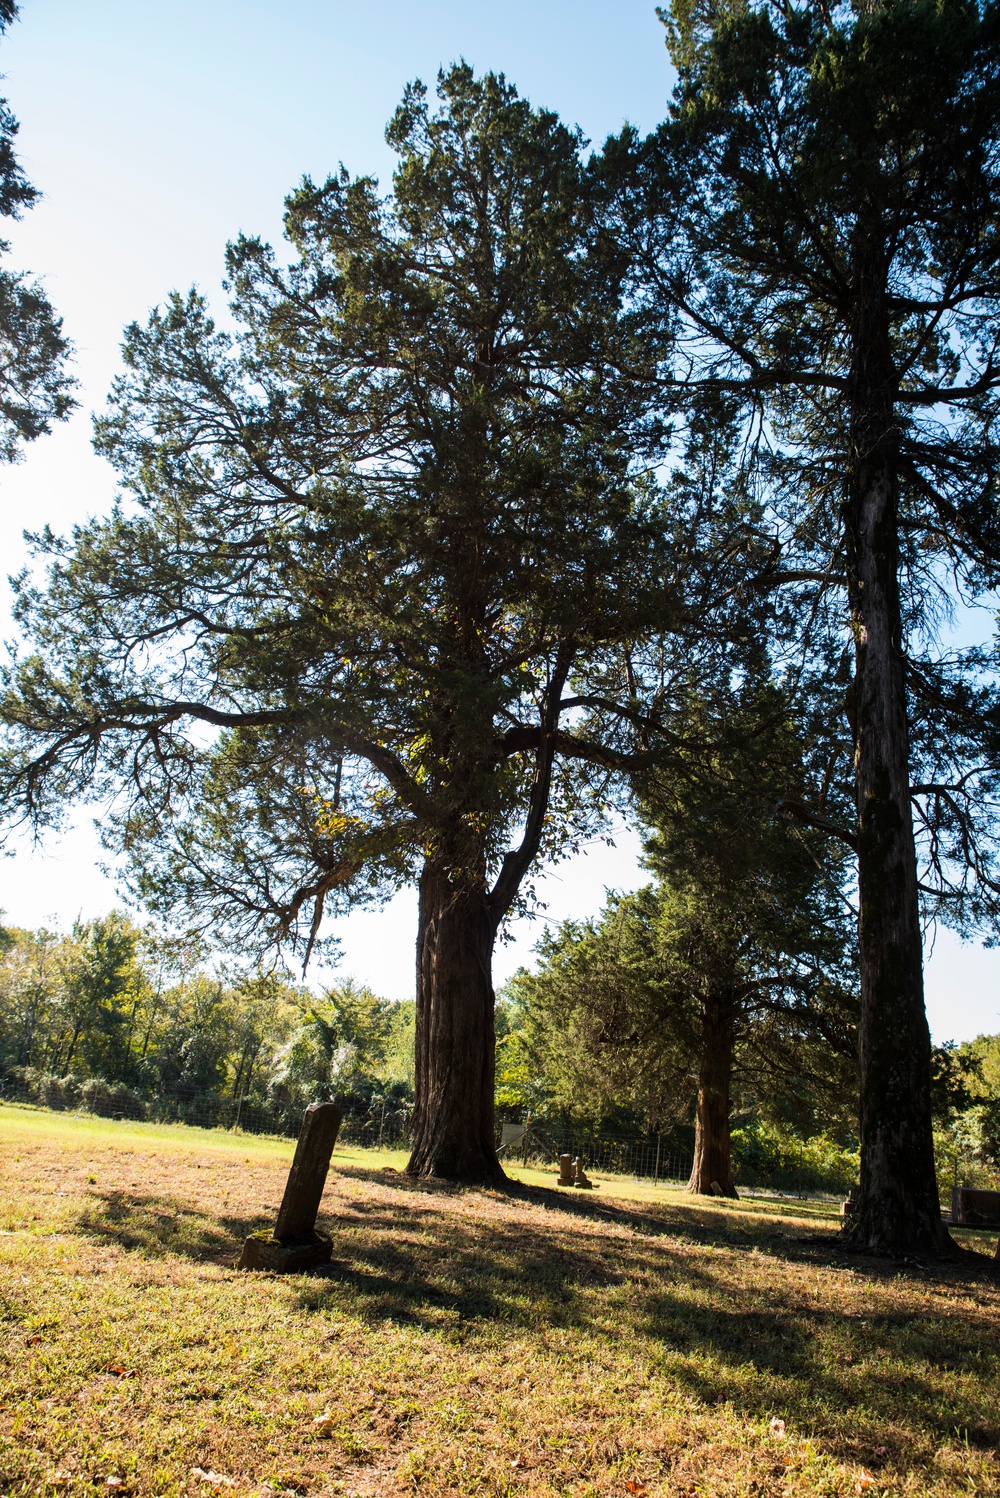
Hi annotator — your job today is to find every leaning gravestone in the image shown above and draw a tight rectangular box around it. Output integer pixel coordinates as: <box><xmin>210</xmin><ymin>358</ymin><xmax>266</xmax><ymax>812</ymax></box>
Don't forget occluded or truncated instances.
<box><xmin>237</xmin><ymin>1101</ymin><xmax>343</xmax><ymax>1272</ymax></box>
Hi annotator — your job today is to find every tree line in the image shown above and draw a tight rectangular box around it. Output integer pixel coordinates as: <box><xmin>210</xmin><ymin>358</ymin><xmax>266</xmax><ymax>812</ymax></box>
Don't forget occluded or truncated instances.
<box><xmin>0</xmin><ymin>914</ymin><xmax>415</xmax><ymax>1127</ymax></box>
<box><xmin>2</xmin><ymin>903</ymin><xmax>997</xmax><ymax>1205</ymax></box>
<box><xmin>1</xmin><ymin>1</ymin><xmax>1000</xmax><ymax>1255</ymax></box>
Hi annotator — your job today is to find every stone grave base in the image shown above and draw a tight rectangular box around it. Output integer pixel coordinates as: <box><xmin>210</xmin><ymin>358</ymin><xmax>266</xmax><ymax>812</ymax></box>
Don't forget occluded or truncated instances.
<box><xmin>236</xmin><ymin>1229</ymin><xmax>333</xmax><ymax>1272</ymax></box>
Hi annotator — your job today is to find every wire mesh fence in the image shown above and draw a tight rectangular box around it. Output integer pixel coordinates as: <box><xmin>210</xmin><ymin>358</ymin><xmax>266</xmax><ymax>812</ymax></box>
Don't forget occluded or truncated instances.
<box><xmin>0</xmin><ymin>1079</ymin><xmax>857</xmax><ymax>1198</ymax></box>
<box><xmin>0</xmin><ymin>1076</ymin><xmax>415</xmax><ymax>1149</ymax></box>
<box><xmin>497</xmin><ymin>1119</ymin><xmax>694</xmax><ymax>1185</ymax></box>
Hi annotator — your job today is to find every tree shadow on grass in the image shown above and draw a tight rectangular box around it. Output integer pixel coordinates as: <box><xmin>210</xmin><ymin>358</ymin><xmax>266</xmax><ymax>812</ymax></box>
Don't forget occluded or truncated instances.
<box><xmin>317</xmin><ymin>1167</ymin><xmax>1000</xmax><ymax>1472</ymax></box>
<box><xmin>342</xmin><ymin>1161</ymin><xmax>997</xmax><ymax>1280</ymax></box>
<box><xmin>73</xmin><ymin>1185</ymin><xmax>270</xmax><ymax>1261</ymax></box>
<box><xmin>70</xmin><ymin>1170</ymin><xmax>1000</xmax><ymax>1479</ymax></box>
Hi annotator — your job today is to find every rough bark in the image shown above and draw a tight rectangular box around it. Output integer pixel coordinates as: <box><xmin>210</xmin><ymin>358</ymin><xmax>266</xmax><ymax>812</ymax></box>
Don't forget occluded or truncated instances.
<box><xmin>407</xmin><ymin>856</ymin><xmax>506</xmax><ymax>1184</ymax></box>
<box><xmin>686</xmin><ymin>993</ymin><xmax>738</xmax><ymax>1198</ymax></box>
<box><xmin>841</xmin><ymin>226</ymin><xmax>951</xmax><ymax>1257</ymax></box>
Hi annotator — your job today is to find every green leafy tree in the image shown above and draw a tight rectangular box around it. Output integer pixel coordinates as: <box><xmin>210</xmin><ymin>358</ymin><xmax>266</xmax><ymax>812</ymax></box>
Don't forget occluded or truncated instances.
<box><xmin>0</xmin><ymin>67</ymin><xmax>682</xmax><ymax>1181</ymax></box>
<box><xmin>152</xmin><ymin>972</ymin><xmax>236</xmax><ymax>1103</ymax></box>
<box><xmin>939</xmin><ymin>1033</ymin><xmax>1000</xmax><ymax>1183</ymax></box>
<box><xmin>0</xmin><ymin>3</ymin><xmax>74</xmax><ymax>458</ymax></box>
<box><xmin>515</xmin><ymin>677</ymin><xmax>857</xmax><ymax>1196</ymax></box>
<box><xmin>0</xmin><ymin>923</ymin><xmax>58</xmax><ymax>1073</ymax></box>
<box><xmin>494</xmin><ymin>987</ymin><xmax>549</xmax><ymax>1117</ymax></box>
<box><xmin>625</xmin><ymin>0</ymin><xmax>1000</xmax><ymax>1253</ymax></box>
<box><xmin>381</xmin><ymin>999</ymin><xmax>416</xmax><ymax>1092</ymax></box>
<box><xmin>640</xmin><ymin>679</ymin><xmax>857</xmax><ymax>1195</ymax></box>
<box><xmin>52</xmin><ymin>914</ymin><xmax>143</xmax><ymax>1080</ymax></box>
<box><xmin>226</xmin><ymin>971</ymin><xmax>299</xmax><ymax>1116</ymax></box>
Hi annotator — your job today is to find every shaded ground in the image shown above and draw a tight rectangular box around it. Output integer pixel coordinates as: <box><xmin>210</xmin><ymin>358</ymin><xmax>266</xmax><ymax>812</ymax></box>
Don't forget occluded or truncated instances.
<box><xmin>1</xmin><ymin>1106</ymin><xmax>998</xmax><ymax>1497</ymax></box>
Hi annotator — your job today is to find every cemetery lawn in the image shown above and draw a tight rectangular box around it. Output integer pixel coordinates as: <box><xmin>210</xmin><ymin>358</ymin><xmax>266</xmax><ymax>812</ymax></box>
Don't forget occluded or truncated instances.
<box><xmin>2</xmin><ymin>1109</ymin><xmax>999</xmax><ymax>1498</ymax></box>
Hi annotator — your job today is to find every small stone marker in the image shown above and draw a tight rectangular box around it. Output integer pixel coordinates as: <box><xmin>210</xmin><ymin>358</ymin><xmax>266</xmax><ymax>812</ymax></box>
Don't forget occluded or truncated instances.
<box><xmin>556</xmin><ymin>1154</ymin><xmax>575</xmax><ymax>1187</ymax></box>
<box><xmin>840</xmin><ymin>1184</ymin><xmax>860</xmax><ymax>1221</ymax></box>
<box><xmin>573</xmin><ymin>1157</ymin><xmax>594</xmax><ymax>1190</ymax></box>
<box><xmin>237</xmin><ymin>1101</ymin><xmax>343</xmax><ymax>1272</ymax></box>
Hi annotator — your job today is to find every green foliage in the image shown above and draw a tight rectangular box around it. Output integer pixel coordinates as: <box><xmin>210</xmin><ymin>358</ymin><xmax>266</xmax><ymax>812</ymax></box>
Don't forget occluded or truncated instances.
<box><xmin>269</xmin><ymin>977</ymin><xmax>407</xmax><ymax>1113</ymax></box>
<box><xmin>633</xmin><ymin>0</ymin><xmax>1000</xmax><ymax>928</ymax></box>
<box><xmin>0</xmin><ymin>64</ymin><xmax>670</xmax><ymax>963</ymax></box>
<box><xmin>62</xmin><ymin>914</ymin><xmax>146</xmax><ymax>1082</ymax></box>
<box><xmin>0</xmin><ymin>917</ymin><xmax>413</xmax><ymax>1123</ymax></box>
<box><xmin>510</xmin><ymin>671</ymin><xmax>858</xmax><ymax>1139</ymax></box>
<box><xmin>729</xmin><ymin>1120</ymin><xmax>859</xmax><ymax>1196</ymax></box>
<box><xmin>494</xmin><ymin>988</ymin><xmax>549</xmax><ymax>1116</ymax></box>
<box><xmin>381</xmin><ymin>1000</ymin><xmax>416</xmax><ymax>1090</ymax></box>
<box><xmin>513</xmin><ymin>869</ymin><xmax>856</xmax><ymax>1139</ymax></box>
<box><xmin>932</xmin><ymin>1032</ymin><xmax>1000</xmax><ymax>1193</ymax></box>
<box><xmin>0</xmin><ymin>3</ymin><xmax>75</xmax><ymax>457</ymax></box>
<box><xmin>507</xmin><ymin>889</ymin><xmax>693</xmax><ymax>1127</ymax></box>
<box><xmin>969</xmin><ymin>1035</ymin><xmax>1000</xmax><ymax>1170</ymax></box>
<box><xmin>0</xmin><ymin>923</ymin><xmax>63</xmax><ymax>1074</ymax></box>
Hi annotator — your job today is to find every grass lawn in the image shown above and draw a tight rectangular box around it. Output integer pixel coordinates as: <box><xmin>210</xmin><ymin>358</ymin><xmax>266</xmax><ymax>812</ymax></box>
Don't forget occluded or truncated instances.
<box><xmin>1</xmin><ymin>1106</ymin><xmax>999</xmax><ymax>1497</ymax></box>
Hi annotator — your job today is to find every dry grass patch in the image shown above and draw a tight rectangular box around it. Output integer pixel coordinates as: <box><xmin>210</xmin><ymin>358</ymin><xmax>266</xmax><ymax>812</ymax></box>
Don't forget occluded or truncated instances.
<box><xmin>1</xmin><ymin>1106</ymin><xmax>998</xmax><ymax>1498</ymax></box>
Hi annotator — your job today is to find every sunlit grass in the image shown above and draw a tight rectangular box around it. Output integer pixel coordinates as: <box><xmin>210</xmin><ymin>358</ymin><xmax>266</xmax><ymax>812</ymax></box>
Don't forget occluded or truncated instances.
<box><xmin>2</xmin><ymin>1105</ymin><xmax>998</xmax><ymax>1497</ymax></box>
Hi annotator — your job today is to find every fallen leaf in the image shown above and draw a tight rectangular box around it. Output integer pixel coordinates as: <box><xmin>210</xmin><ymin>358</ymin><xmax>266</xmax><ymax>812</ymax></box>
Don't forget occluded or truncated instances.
<box><xmin>311</xmin><ymin>1410</ymin><xmax>335</xmax><ymax>1438</ymax></box>
<box><xmin>25</xmin><ymin>1334</ymin><xmax>42</xmax><ymax>1346</ymax></box>
<box><xmin>105</xmin><ymin>1480</ymin><xmax>125</xmax><ymax>1490</ymax></box>
<box><xmin>769</xmin><ymin>1417</ymin><xmax>786</xmax><ymax>1437</ymax></box>
<box><xmin>858</xmin><ymin>1472</ymin><xmax>876</xmax><ymax>1492</ymax></box>
<box><xmin>510</xmin><ymin>1455</ymin><xmax>522</xmax><ymax>1468</ymax></box>
<box><xmin>624</xmin><ymin>1483</ymin><xmax>647</xmax><ymax>1495</ymax></box>
<box><xmin>191</xmin><ymin>1470</ymin><xmax>236</xmax><ymax>1489</ymax></box>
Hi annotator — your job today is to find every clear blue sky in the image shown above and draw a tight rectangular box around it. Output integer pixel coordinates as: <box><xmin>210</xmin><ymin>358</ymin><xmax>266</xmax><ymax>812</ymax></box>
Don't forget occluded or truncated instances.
<box><xmin>0</xmin><ymin>0</ymin><xmax>996</xmax><ymax>1042</ymax></box>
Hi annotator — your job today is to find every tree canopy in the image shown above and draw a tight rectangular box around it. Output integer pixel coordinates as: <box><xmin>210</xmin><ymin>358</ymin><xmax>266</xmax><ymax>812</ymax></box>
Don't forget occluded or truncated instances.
<box><xmin>0</xmin><ymin>66</ymin><xmax>701</xmax><ymax>1181</ymax></box>
<box><xmin>618</xmin><ymin>0</ymin><xmax>1000</xmax><ymax>1253</ymax></box>
<box><xmin>513</xmin><ymin>670</ymin><xmax>858</xmax><ymax>1196</ymax></box>
<box><xmin>0</xmin><ymin>2</ymin><xmax>74</xmax><ymax>459</ymax></box>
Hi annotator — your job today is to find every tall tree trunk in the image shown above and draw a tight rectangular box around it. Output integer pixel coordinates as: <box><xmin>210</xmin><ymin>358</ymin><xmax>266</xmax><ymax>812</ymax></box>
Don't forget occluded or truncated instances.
<box><xmin>842</xmin><ymin>229</ymin><xmax>950</xmax><ymax>1256</ymax></box>
<box><xmin>61</xmin><ymin>1020</ymin><xmax>83</xmax><ymax>1074</ymax></box>
<box><xmin>686</xmin><ymin>992</ymin><xmax>738</xmax><ymax>1198</ymax></box>
<box><xmin>17</xmin><ymin>987</ymin><xmax>41</xmax><ymax>1067</ymax></box>
<box><xmin>407</xmin><ymin>856</ymin><xmax>505</xmax><ymax>1183</ymax></box>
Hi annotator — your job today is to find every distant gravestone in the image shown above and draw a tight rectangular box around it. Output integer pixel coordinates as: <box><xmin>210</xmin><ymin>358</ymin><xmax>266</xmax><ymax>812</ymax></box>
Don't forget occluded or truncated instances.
<box><xmin>556</xmin><ymin>1154</ymin><xmax>575</xmax><ymax>1187</ymax></box>
<box><xmin>573</xmin><ymin>1157</ymin><xmax>594</xmax><ymax>1190</ymax></box>
<box><xmin>237</xmin><ymin>1101</ymin><xmax>343</xmax><ymax>1272</ymax></box>
<box><xmin>951</xmin><ymin>1185</ymin><xmax>1000</xmax><ymax>1227</ymax></box>
<box><xmin>840</xmin><ymin>1184</ymin><xmax>860</xmax><ymax>1222</ymax></box>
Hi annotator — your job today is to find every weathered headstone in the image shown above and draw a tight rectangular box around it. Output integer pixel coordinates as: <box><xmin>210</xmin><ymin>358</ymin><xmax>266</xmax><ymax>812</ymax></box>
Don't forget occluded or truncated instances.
<box><xmin>237</xmin><ymin>1101</ymin><xmax>343</xmax><ymax>1272</ymax></box>
<box><xmin>951</xmin><ymin>1185</ymin><xmax>1000</xmax><ymax>1227</ymax></box>
<box><xmin>573</xmin><ymin>1157</ymin><xmax>594</xmax><ymax>1190</ymax></box>
<box><xmin>556</xmin><ymin>1154</ymin><xmax>575</xmax><ymax>1187</ymax></box>
<box><xmin>840</xmin><ymin>1184</ymin><xmax>860</xmax><ymax>1222</ymax></box>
